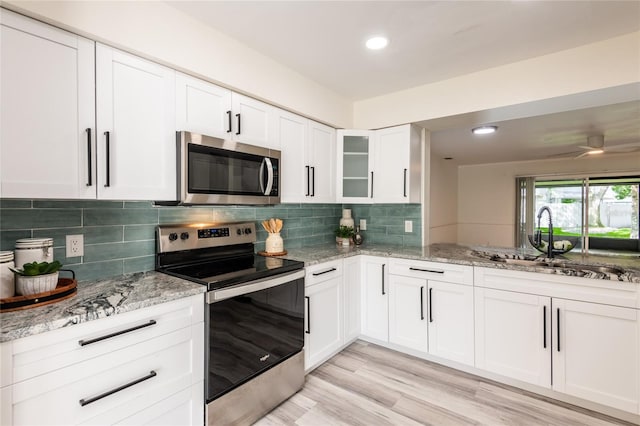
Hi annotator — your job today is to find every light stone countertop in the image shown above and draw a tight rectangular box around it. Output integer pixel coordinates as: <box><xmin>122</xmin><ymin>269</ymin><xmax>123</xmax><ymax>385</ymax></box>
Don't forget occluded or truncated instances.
<box><xmin>0</xmin><ymin>271</ymin><xmax>205</xmax><ymax>343</ymax></box>
<box><xmin>282</xmin><ymin>243</ymin><xmax>640</xmax><ymax>284</ymax></box>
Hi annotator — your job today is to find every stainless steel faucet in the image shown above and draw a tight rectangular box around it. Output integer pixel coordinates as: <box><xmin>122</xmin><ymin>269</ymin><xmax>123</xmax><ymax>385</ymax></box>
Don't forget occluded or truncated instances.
<box><xmin>535</xmin><ymin>206</ymin><xmax>554</xmax><ymax>258</ymax></box>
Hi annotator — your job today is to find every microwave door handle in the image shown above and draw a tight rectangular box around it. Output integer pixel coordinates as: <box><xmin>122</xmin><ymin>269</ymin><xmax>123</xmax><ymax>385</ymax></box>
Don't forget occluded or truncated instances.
<box><xmin>263</xmin><ymin>158</ymin><xmax>274</xmax><ymax>195</ymax></box>
<box><xmin>259</xmin><ymin>158</ymin><xmax>266</xmax><ymax>194</ymax></box>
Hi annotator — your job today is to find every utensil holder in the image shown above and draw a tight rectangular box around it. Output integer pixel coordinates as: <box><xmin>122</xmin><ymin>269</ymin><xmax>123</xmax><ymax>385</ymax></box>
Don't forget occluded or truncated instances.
<box><xmin>265</xmin><ymin>232</ymin><xmax>284</xmax><ymax>253</ymax></box>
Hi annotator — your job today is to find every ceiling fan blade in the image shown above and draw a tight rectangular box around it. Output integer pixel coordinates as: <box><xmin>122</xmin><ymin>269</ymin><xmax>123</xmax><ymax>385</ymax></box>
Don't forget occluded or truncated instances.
<box><xmin>576</xmin><ymin>145</ymin><xmax>594</xmax><ymax>150</ymax></box>
<box><xmin>604</xmin><ymin>142</ymin><xmax>640</xmax><ymax>152</ymax></box>
<box><xmin>575</xmin><ymin>151</ymin><xmax>591</xmax><ymax>159</ymax></box>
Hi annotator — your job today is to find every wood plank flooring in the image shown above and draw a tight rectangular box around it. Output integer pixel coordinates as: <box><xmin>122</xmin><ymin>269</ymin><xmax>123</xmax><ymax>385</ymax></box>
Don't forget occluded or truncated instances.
<box><xmin>254</xmin><ymin>341</ymin><xmax>637</xmax><ymax>426</ymax></box>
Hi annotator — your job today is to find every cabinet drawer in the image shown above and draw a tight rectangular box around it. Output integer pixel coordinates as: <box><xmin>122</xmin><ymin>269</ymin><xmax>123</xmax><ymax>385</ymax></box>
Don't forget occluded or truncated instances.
<box><xmin>10</xmin><ymin>325</ymin><xmax>201</xmax><ymax>425</ymax></box>
<box><xmin>7</xmin><ymin>294</ymin><xmax>203</xmax><ymax>385</ymax></box>
<box><xmin>389</xmin><ymin>259</ymin><xmax>473</xmax><ymax>285</ymax></box>
<box><xmin>306</xmin><ymin>259</ymin><xmax>343</xmax><ymax>286</ymax></box>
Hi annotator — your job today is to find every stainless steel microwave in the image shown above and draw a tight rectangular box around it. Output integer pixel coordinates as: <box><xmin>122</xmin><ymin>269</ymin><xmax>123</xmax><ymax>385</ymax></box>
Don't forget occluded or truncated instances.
<box><xmin>172</xmin><ymin>131</ymin><xmax>280</xmax><ymax>205</ymax></box>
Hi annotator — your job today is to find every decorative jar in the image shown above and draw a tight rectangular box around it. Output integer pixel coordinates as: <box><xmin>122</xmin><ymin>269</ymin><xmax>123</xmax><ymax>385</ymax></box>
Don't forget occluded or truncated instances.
<box><xmin>265</xmin><ymin>232</ymin><xmax>284</xmax><ymax>253</ymax></box>
<box><xmin>339</xmin><ymin>209</ymin><xmax>355</xmax><ymax>229</ymax></box>
<box><xmin>0</xmin><ymin>251</ymin><xmax>15</xmax><ymax>298</ymax></box>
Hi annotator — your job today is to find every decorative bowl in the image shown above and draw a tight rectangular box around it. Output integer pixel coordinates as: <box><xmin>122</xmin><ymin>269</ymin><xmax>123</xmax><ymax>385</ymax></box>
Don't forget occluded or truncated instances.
<box><xmin>527</xmin><ymin>235</ymin><xmax>579</xmax><ymax>255</ymax></box>
<box><xmin>15</xmin><ymin>272</ymin><xmax>59</xmax><ymax>296</ymax></box>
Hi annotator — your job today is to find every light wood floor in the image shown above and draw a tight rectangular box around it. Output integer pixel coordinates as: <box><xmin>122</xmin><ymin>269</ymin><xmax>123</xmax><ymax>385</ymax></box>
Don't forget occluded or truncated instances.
<box><xmin>254</xmin><ymin>340</ymin><xmax>636</xmax><ymax>426</ymax></box>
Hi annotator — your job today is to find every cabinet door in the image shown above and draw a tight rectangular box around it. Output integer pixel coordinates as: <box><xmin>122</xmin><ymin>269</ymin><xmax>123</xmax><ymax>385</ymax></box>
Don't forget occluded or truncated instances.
<box><xmin>231</xmin><ymin>93</ymin><xmax>277</xmax><ymax>149</ymax></box>
<box><xmin>175</xmin><ymin>72</ymin><xmax>232</xmax><ymax>138</ymax></box>
<box><xmin>305</xmin><ymin>277</ymin><xmax>343</xmax><ymax>370</ymax></box>
<box><xmin>0</xmin><ymin>10</ymin><xmax>95</xmax><ymax>199</ymax></box>
<box><xmin>475</xmin><ymin>287</ymin><xmax>551</xmax><ymax>388</ymax></box>
<box><xmin>337</xmin><ymin>130</ymin><xmax>375</xmax><ymax>203</ymax></box>
<box><xmin>427</xmin><ymin>280</ymin><xmax>474</xmax><ymax>366</ymax></box>
<box><xmin>388</xmin><ymin>275</ymin><xmax>428</xmax><ymax>352</ymax></box>
<box><xmin>96</xmin><ymin>44</ymin><xmax>176</xmax><ymax>200</ymax></box>
<box><xmin>343</xmin><ymin>256</ymin><xmax>361</xmax><ymax>343</ymax></box>
<box><xmin>360</xmin><ymin>257</ymin><xmax>388</xmax><ymax>341</ymax></box>
<box><xmin>277</xmin><ymin>110</ymin><xmax>308</xmax><ymax>203</ymax></box>
<box><xmin>308</xmin><ymin>121</ymin><xmax>336</xmax><ymax>203</ymax></box>
<box><xmin>373</xmin><ymin>125</ymin><xmax>410</xmax><ymax>203</ymax></box>
<box><xmin>552</xmin><ymin>299</ymin><xmax>639</xmax><ymax>414</ymax></box>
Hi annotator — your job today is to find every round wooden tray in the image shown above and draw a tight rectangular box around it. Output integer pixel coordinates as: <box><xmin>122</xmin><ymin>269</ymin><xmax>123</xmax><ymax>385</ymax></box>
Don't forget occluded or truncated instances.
<box><xmin>257</xmin><ymin>250</ymin><xmax>288</xmax><ymax>257</ymax></box>
<box><xmin>0</xmin><ymin>278</ymin><xmax>77</xmax><ymax>312</ymax></box>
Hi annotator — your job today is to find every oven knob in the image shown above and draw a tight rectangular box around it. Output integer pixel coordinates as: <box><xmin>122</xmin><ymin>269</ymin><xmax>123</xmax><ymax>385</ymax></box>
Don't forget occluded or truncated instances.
<box><xmin>244</xmin><ymin>228</ymin><xmax>252</xmax><ymax>235</ymax></box>
<box><xmin>236</xmin><ymin>229</ymin><xmax>242</xmax><ymax>235</ymax></box>
<box><xmin>168</xmin><ymin>232</ymin><xmax>178</xmax><ymax>241</ymax></box>
<box><xmin>180</xmin><ymin>232</ymin><xmax>190</xmax><ymax>240</ymax></box>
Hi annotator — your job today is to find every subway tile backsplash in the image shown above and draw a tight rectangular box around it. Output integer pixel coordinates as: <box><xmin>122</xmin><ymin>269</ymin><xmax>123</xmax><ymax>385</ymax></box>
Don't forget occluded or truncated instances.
<box><xmin>0</xmin><ymin>200</ymin><xmax>422</xmax><ymax>282</ymax></box>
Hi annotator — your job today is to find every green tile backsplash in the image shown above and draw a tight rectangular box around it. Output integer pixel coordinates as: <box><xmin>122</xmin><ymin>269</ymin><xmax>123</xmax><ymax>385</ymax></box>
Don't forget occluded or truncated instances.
<box><xmin>0</xmin><ymin>200</ymin><xmax>421</xmax><ymax>282</ymax></box>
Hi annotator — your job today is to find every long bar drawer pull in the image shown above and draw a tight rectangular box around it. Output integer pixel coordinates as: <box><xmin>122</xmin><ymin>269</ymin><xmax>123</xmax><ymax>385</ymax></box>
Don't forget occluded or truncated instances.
<box><xmin>78</xmin><ymin>320</ymin><xmax>157</xmax><ymax>346</ymax></box>
<box><xmin>409</xmin><ymin>267</ymin><xmax>444</xmax><ymax>274</ymax></box>
<box><xmin>79</xmin><ymin>370</ymin><xmax>157</xmax><ymax>407</ymax></box>
<box><xmin>312</xmin><ymin>267</ymin><xmax>337</xmax><ymax>276</ymax></box>
<box><xmin>305</xmin><ymin>296</ymin><xmax>310</xmax><ymax>334</ymax></box>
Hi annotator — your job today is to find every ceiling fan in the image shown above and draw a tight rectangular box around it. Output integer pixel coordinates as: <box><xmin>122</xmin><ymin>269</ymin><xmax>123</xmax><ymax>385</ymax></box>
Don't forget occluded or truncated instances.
<box><xmin>553</xmin><ymin>135</ymin><xmax>640</xmax><ymax>159</ymax></box>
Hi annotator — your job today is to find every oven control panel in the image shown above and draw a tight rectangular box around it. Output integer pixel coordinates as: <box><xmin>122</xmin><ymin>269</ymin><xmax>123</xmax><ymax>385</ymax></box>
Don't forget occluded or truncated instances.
<box><xmin>198</xmin><ymin>227</ymin><xmax>230</xmax><ymax>239</ymax></box>
<box><xmin>157</xmin><ymin>222</ymin><xmax>256</xmax><ymax>253</ymax></box>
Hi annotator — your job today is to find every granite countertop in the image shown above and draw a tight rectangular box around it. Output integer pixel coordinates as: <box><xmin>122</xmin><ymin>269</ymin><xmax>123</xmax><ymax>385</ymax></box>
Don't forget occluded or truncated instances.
<box><xmin>282</xmin><ymin>243</ymin><xmax>640</xmax><ymax>284</ymax></box>
<box><xmin>0</xmin><ymin>271</ymin><xmax>205</xmax><ymax>343</ymax></box>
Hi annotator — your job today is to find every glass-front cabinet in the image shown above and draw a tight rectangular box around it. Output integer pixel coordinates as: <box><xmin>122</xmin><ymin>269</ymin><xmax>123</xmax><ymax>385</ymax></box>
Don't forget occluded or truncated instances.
<box><xmin>337</xmin><ymin>130</ymin><xmax>375</xmax><ymax>201</ymax></box>
<box><xmin>336</xmin><ymin>125</ymin><xmax>422</xmax><ymax>204</ymax></box>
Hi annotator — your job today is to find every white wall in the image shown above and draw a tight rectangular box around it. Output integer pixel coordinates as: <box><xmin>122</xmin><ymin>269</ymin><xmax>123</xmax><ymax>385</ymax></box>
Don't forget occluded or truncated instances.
<box><xmin>3</xmin><ymin>0</ymin><xmax>352</xmax><ymax>128</ymax></box>
<box><xmin>429</xmin><ymin>157</ymin><xmax>458</xmax><ymax>244</ymax></box>
<box><xmin>457</xmin><ymin>153</ymin><xmax>640</xmax><ymax>247</ymax></box>
<box><xmin>353</xmin><ymin>32</ymin><xmax>640</xmax><ymax>129</ymax></box>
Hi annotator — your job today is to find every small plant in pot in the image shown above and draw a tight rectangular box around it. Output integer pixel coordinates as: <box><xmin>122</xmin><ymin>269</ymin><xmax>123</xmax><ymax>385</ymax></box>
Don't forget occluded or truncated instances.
<box><xmin>10</xmin><ymin>260</ymin><xmax>63</xmax><ymax>296</ymax></box>
<box><xmin>335</xmin><ymin>225</ymin><xmax>355</xmax><ymax>246</ymax></box>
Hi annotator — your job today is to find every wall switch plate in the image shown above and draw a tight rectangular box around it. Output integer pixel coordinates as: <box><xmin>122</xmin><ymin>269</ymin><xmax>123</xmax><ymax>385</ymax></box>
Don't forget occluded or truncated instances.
<box><xmin>359</xmin><ymin>219</ymin><xmax>367</xmax><ymax>230</ymax></box>
<box><xmin>404</xmin><ymin>220</ymin><xmax>413</xmax><ymax>233</ymax></box>
<box><xmin>66</xmin><ymin>234</ymin><xmax>84</xmax><ymax>258</ymax></box>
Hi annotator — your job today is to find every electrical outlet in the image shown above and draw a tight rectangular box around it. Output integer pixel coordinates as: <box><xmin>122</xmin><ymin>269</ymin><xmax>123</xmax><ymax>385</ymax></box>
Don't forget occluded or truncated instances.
<box><xmin>359</xmin><ymin>219</ymin><xmax>367</xmax><ymax>230</ymax></box>
<box><xmin>404</xmin><ymin>220</ymin><xmax>413</xmax><ymax>233</ymax></box>
<box><xmin>66</xmin><ymin>234</ymin><xmax>84</xmax><ymax>258</ymax></box>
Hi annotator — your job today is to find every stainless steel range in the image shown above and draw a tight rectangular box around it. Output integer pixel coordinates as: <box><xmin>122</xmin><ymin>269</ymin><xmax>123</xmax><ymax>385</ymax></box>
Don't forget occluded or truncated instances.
<box><xmin>156</xmin><ymin>222</ymin><xmax>305</xmax><ymax>426</ymax></box>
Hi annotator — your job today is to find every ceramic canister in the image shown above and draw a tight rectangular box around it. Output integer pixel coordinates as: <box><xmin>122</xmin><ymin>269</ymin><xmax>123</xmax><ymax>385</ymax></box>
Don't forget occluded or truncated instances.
<box><xmin>339</xmin><ymin>209</ymin><xmax>355</xmax><ymax>228</ymax></box>
<box><xmin>0</xmin><ymin>251</ymin><xmax>15</xmax><ymax>298</ymax></box>
<box><xmin>14</xmin><ymin>238</ymin><xmax>54</xmax><ymax>269</ymax></box>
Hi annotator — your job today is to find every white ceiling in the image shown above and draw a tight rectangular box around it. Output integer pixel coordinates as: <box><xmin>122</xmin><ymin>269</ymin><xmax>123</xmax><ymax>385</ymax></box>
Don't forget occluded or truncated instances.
<box><xmin>168</xmin><ymin>1</ymin><xmax>640</xmax><ymax>165</ymax></box>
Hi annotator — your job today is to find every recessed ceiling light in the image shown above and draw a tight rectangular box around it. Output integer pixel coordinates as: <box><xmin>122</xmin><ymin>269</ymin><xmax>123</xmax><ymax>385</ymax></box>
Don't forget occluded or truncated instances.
<box><xmin>586</xmin><ymin>149</ymin><xmax>604</xmax><ymax>155</ymax></box>
<box><xmin>366</xmin><ymin>36</ymin><xmax>388</xmax><ymax>50</ymax></box>
<box><xmin>472</xmin><ymin>126</ymin><xmax>498</xmax><ymax>135</ymax></box>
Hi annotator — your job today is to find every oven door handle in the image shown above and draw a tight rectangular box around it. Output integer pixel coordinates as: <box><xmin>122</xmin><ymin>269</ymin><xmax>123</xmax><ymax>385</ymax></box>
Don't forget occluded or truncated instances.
<box><xmin>259</xmin><ymin>157</ymin><xmax>274</xmax><ymax>196</ymax></box>
<box><xmin>207</xmin><ymin>269</ymin><xmax>305</xmax><ymax>303</ymax></box>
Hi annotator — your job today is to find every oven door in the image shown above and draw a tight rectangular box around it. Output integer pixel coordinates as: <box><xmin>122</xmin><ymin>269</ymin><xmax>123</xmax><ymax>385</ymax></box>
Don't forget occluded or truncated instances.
<box><xmin>206</xmin><ymin>270</ymin><xmax>304</xmax><ymax>402</ymax></box>
<box><xmin>178</xmin><ymin>131</ymin><xmax>280</xmax><ymax>205</ymax></box>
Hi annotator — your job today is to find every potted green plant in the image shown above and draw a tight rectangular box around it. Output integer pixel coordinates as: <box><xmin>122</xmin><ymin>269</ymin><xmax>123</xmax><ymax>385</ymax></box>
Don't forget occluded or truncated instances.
<box><xmin>335</xmin><ymin>225</ymin><xmax>355</xmax><ymax>246</ymax></box>
<box><xmin>10</xmin><ymin>260</ymin><xmax>63</xmax><ymax>296</ymax></box>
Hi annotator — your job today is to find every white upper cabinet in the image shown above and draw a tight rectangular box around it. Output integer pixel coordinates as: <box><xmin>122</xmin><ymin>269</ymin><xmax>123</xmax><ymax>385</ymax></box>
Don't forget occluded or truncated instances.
<box><xmin>231</xmin><ymin>93</ymin><xmax>278</xmax><ymax>149</ymax></box>
<box><xmin>336</xmin><ymin>130</ymin><xmax>375</xmax><ymax>203</ymax></box>
<box><xmin>337</xmin><ymin>124</ymin><xmax>421</xmax><ymax>204</ymax></box>
<box><xmin>0</xmin><ymin>9</ymin><xmax>95</xmax><ymax>199</ymax></box>
<box><xmin>96</xmin><ymin>44</ymin><xmax>176</xmax><ymax>200</ymax></box>
<box><xmin>307</xmin><ymin>121</ymin><xmax>336</xmax><ymax>203</ymax></box>
<box><xmin>175</xmin><ymin>72</ymin><xmax>232</xmax><ymax>139</ymax></box>
<box><xmin>374</xmin><ymin>125</ymin><xmax>421</xmax><ymax>203</ymax></box>
<box><xmin>175</xmin><ymin>75</ymin><xmax>278</xmax><ymax>150</ymax></box>
<box><xmin>280</xmin><ymin>110</ymin><xmax>336</xmax><ymax>203</ymax></box>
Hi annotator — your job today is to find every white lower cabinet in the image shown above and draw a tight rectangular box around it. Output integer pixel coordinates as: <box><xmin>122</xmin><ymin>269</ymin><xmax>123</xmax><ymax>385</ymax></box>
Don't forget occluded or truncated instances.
<box><xmin>342</xmin><ymin>256</ymin><xmax>361</xmax><ymax>343</ymax></box>
<box><xmin>474</xmin><ymin>267</ymin><xmax>640</xmax><ymax>415</ymax></box>
<box><xmin>427</xmin><ymin>280</ymin><xmax>474</xmax><ymax>366</ymax></box>
<box><xmin>304</xmin><ymin>260</ymin><xmax>343</xmax><ymax>371</ymax></box>
<box><xmin>552</xmin><ymin>298</ymin><xmax>639</xmax><ymax>414</ymax></box>
<box><xmin>388</xmin><ymin>275</ymin><xmax>427</xmax><ymax>352</ymax></box>
<box><xmin>0</xmin><ymin>295</ymin><xmax>204</xmax><ymax>425</ymax></box>
<box><xmin>475</xmin><ymin>287</ymin><xmax>552</xmax><ymax>387</ymax></box>
<box><xmin>360</xmin><ymin>257</ymin><xmax>388</xmax><ymax>341</ymax></box>
<box><xmin>387</xmin><ymin>259</ymin><xmax>474</xmax><ymax>365</ymax></box>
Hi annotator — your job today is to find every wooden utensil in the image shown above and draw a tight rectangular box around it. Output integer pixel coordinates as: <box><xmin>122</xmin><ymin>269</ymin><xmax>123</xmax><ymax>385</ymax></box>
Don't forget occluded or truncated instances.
<box><xmin>269</xmin><ymin>218</ymin><xmax>277</xmax><ymax>233</ymax></box>
<box><xmin>275</xmin><ymin>218</ymin><xmax>283</xmax><ymax>232</ymax></box>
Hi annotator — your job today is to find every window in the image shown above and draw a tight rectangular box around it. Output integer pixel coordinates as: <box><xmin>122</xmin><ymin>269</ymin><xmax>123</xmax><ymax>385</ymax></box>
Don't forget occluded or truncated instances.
<box><xmin>516</xmin><ymin>175</ymin><xmax>639</xmax><ymax>254</ymax></box>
